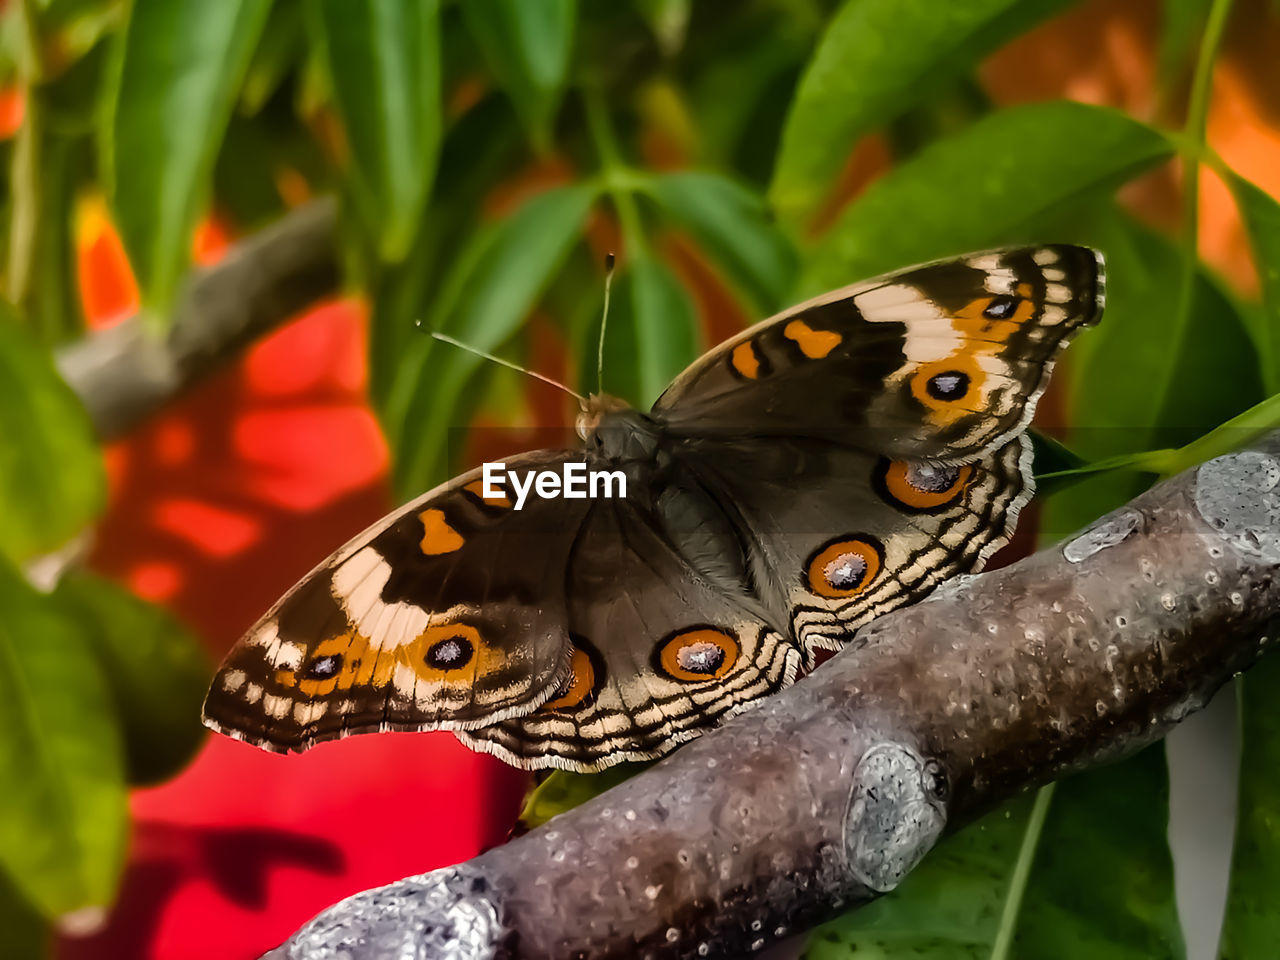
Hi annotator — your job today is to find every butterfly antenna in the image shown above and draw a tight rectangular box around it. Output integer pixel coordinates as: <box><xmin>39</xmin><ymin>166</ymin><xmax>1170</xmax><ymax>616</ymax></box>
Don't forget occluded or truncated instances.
<box><xmin>417</xmin><ymin>321</ymin><xmax>586</xmax><ymax>404</ymax></box>
<box><xmin>595</xmin><ymin>252</ymin><xmax>616</xmax><ymax>396</ymax></box>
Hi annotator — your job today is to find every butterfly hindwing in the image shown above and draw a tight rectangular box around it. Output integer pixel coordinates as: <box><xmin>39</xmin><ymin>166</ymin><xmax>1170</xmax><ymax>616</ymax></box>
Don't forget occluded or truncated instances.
<box><xmin>654</xmin><ymin>245</ymin><xmax>1103</xmax><ymax>462</ymax></box>
<box><xmin>202</xmin><ymin>451</ymin><xmax>587</xmax><ymax>752</ymax></box>
<box><xmin>676</xmin><ymin>434</ymin><xmax>1030</xmax><ymax>658</ymax></box>
<box><xmin>457</xmin><ymin>498</ymin><xmax>802</xmax><ymax>770</ymax></box>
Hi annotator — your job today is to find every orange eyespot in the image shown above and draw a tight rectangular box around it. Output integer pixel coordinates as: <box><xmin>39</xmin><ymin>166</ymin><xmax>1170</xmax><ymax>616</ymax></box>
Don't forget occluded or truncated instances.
<box><xmin>908</xmin><ymin>357</ymin><xmax>985</xmax><ymax>425</ymax></box>
<box><xmin>656</xmin><ymin>628</ymin><xmax>739</xmax><ymax>682</ymax></box>
<box><xmin>877</xmin><ymin>459</ymin><xmax>973</xmax><ymax>512</ymax></box>
<box><xmin>806</xmin><ymin>537</ymin><xmax>883</xmax><ymax>599</ymax></box>
<box><xmin>541</xmin><ymin>645</ymin><xmax>598</xmax><ymax>711</ymax></box>
<box><xmin>402</xmin><ymin>622</ymin><xmax>497</xmax><ymax>683</ymax></box>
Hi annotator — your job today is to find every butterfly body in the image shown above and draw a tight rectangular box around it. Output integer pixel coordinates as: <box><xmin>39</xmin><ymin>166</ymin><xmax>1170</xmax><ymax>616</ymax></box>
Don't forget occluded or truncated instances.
<box><xmin>204</xmin><ymin>245</ymin><xmax>1104</xmax><ymax>771</ymax></box>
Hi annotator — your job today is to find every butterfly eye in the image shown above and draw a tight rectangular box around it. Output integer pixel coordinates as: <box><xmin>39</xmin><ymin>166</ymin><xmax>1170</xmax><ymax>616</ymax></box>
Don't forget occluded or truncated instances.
<box><xmin>303</xmin><ymin>654</ymin><xmax>342</xmax><ymax>679</ymax></box>
<box><xmin>656</xmin><ymin>628</ymin><xmax>739</xmax><ymax>682</ymax></box>
<box><xmin>924</xmin><ymin>370</ymin><xmax>970</xmax><ymax>401</ymax></box>
<box><xmin>806</xmin><ymin>537</ymin><xmax>884</xmax><ymax>598</ymax></box>
<box><xmin>983</xmin><ymin>295</ymin><xmax>1021</xmax><ymax>320</ymax></box>
<box><xmin>424</xmin><ymin>635</ymin><xmax>474</xmax><ymax>671</ymax></box>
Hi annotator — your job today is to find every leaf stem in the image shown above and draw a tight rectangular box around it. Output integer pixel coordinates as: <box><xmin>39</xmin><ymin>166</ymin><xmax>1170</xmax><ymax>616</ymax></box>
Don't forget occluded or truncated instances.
<box><xmin>1149</xmin><ymin>0</ymin><xmax>1234</xmax><ymax>426</ymax></box>
<box><xmin>990</xmin><ymin>784</ymin><xmax>1055</xmax><ymax>960</ymax></box>
<box><xmin>583</xmin><ymin>85</ymin><xmax>648</xmax><ymax>259</ymax></box>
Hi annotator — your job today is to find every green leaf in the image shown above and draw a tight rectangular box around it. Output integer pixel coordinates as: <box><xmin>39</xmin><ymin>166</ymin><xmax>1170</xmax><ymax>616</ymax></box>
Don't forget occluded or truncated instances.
<box><xmin>519</xmin><ymin>762</ymin><xmax>652</xmax><ymax>830</ymax></box>
<box><xmin>56</xmin><ymin>572</ymin><xmax>211</xmax><ymax>785</ymax></box>
<box><xmin>0</xmin><ymin>871</ymin><xmax>45</xmax><ymax>960</ymax></box>
<box><xmin>460</xmin><ymin>0</ymin><xmax>575</xmax><ymax>149</ymax></box>
<box><xmin>634</xmin><ymin>0</ymin><xmax>689</xmax><ymax>55</ymax></box>
<box><xmin>642</xmin><ymin>170</ymin><xmax>797</xmax><ymax>315</ymax></box>
<box><xmin>1160</xmin><ymin>389</ymin><xmax>1280</xmax><ymax>475</ymax></box>
<box><xmin>1040</xmin><ymin>210</ymin><xmax>1263</xmax><ymax>540</ymax></box>
<box><xmin>102</xmin><ymin>0</ymin><xmax>271</xmax><ymax>316</ymax></box>
<box><xmin>369</xmin><ymin>95</ymin><xmax>525</xmax><ymax>417</ymax></box>
<box><xmin>685</xmin><ymin>10</ymin><xmax>814</xmax><ymax>178</ymax></box>
<box><xmin>240</xmin><ymin>0</ymin><xmax>304</xmax><ymax>116</ymax></box>
<box><xmin>0</xmin><ymin>561</ymin><xmax>127</xmax><ymax>921</ymax></box>
<box><xmin>0</xmin><ymin>304</ymin><xmax>104</xmax><ymax>565</ymax></box>
<box><xmin>1228</xmin><ymin>173</ymin><xmax>1280</xmax><ymax>393</ymax></box>
<box><xmin>310</xmin><ymin>0</ymin><xmax>442</xmax><ymax>262</ymax></box>
<box><xmin>1219</xmin><ymin>654</ymin><xmax>1280</xmax><ymax>959</ymax></box>
<box><xmin>1157</xmin><ymin>0</ymin><xmax>1213</xmax><ymax>83</ymax></box>
<box><xmin>800</xmin><ymin>102</ymin><xmax>1174</xmax><ymax>295</ymax></box>
<box><xmin>769</xmin><ymin>0</ymin><xmax>1080</xmax><ymax>230</ymax></box>
<box><xmin>807</xmin><ymin>747</ymin><xmax>1184</xmax><ymax>959</ymax></box>
<box><xmin>24</xmin><ymin>127</ymin><xmax>87</xmax><ymax>344</ymax></box>
<box><xmin>385</xmin><ymin>184</ymin><xmax>595</xmax><ymax>497</ymax></box>
<box><xmin>625</xmin><ymin>255</ymin><xmax>700</xmax><ymax>407</ymax></box>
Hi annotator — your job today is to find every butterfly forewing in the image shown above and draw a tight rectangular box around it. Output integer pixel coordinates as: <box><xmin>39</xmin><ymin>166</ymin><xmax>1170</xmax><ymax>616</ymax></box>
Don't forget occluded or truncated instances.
<box><xmin>654</xmin><ymin>245</ymin><xmax>1103</xmax><ymax>463</ymax></box>
<box><xmin>203</xmin><ymin>451</ymin><xmax>585</xmax><ymax>752</ymax></box>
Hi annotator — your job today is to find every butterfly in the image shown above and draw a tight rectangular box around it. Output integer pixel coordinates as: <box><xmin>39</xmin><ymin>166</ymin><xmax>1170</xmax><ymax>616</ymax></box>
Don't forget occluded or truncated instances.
<box><xmin>203</xmin><ymin>245</ymin><xmax>1104</xmax><ymax>771</ymax></box>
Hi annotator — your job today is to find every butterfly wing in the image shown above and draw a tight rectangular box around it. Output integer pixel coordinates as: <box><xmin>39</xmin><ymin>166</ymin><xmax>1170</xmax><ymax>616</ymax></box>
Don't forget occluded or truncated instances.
<box><xmin>202</xmin><ymin>450</ymin><xmax>589</xmax><ymax>752</ymax></box>
<box><xmin>653</xmin><ymin>245</ymin><xmax>1103</xmax><ymax>461</ymax></box>
<box><xmin>674</xmin><ymin>434</ymin><xmax>1030</xmax><ymax>659</ymax></box>
<box><xmin>457</xmin><ymin>497</ymin><xmax>802</xmax><ymax>771</ymax></box>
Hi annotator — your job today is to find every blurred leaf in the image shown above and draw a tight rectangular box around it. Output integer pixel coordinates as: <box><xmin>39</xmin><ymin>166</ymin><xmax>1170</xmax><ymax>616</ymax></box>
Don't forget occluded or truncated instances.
<box><xmin>1010</xmin><ymin>750</ymin><xmax>1184</xmax><ymax>958</ymax></box>
<box><xmin>0</xmin><ymin>561</ymin><xmax>127</xmax><ymax>921</ymax></box>
<box><xmin>807</xmin><ymin>746</ymin><xmax>1183</xmax><ymax>959</ymax></box>
<box><xmin>310</xmin><ymin>0</ymin><xmax>441</xmax><ymax>262</ymax></box>
<box><xmin>686</xmin><ymin>11</ymin><xmax>813</xmax><ymax>178</ymax></box>
<box><xmin>102</xmin><ymin>0</ymin><xmax>271</xmax><ymax>316</ymax></box>
<box><xmin>386</xmin><ymin>184</ymin><xmax>595</xmax><ymax>497</ymax></box>
<box><xmin>20</xmin><ymin>124</ymin><xmax>86</xmax><ymax>343</ymax></box>
<box><xmin>1070</xmin><ymin>212</ymin><xmax>1259</xmax><ymax>445</ymax></box>
<box><xmin>1157</xmin><ymin>0</ymin><xmax>1213</xmax><ymax>83</ymax></box>
<box><xmin>885</xmin><ymin>75</ymin><xmax>992</xmax><ymax>161</ymax></box>
<box><xmin>0</xmin><ymin>304</ymin><xmax>104</xmax><ymax>565</ymax></box>
<box><xmin>1030</xmin><ymin>431</ymin><xmax>1087</xmax><ymax>476</ymax></box>
<box><xmin>801</xmin><ymin>102</ymin><xmax>1173</xmax><ymax>294</ymax></box>
<box><xmin>370</xmin><ymin>95</ymin><xmax>524</xmax><ymax>416</ymax></box>
<box><xmin>0</xmin><ymin>870</ymin><xmax>45</xmax><ymax>960</ymax></box>
<box><xmin>1219</xmin><ymin>654</ymin><xmax>1280</xmax><ymax>959</ymax></box>
<box><xmin>56</xmin><ymin>572</ymin><xmax>211</xmax><ymax>785</ymax></box>
<box><xmin>1030</xmin><ymin>430</ymin><xmax>1096</xmax><ymax>498</ymax></box>
<box><xmin>1042</xmin><ymin>210</ymin><xmax>1262</xmax><ymax>539</ymax></box>
<box><xmin>460</xmin><ymin>0</ymin><xmax>575</xmax><ymax>149</ymax></box>
<box><xmin>1161</xmin><ymin>389</ymin><xmax>1280</xmax><ymax>474</ymax></box>
<box><xmin>519</xmin><ymin>762</ymin><xmax>652</xmax><ymax>830</ymax></box>
<box><xmin>240</xmin><ymin>0</ymin><xmax>304</xmax><ymax>116</ymax></box>
<box><xmin>769</xmin><ymin>0</ymin><xmax>1080</xmax><ymax>230</ymax></box>
<box><xmin>1228</xmin><ymin>173</ymin><xmax>1280</xmax><ymax>393</ymax></box>
<box><xmin>626</xmin><ymin>255</ymin><xmax>700</xmax><ymax>407</ymax></box>
<box><xmin>642</xmin><ymin>170</ymin><xmax>797</xmax><ymax>314</ymax></box>
<box><xmin>635</xmin><ymin>0</ymin><xmax>689</xmax><ymax>55</ymax></box>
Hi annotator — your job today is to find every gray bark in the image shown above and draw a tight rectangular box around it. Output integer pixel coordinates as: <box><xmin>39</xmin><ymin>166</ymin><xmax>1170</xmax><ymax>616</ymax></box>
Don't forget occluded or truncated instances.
<box><xmin>57</xmin><ymin>198</ymin><xmax>340</xmax><ymax>440</ymax></box>
<box><xmin>260</xmin><ymin>432</ymin><xmax>1280</xmax><ymax>960</ymax></box>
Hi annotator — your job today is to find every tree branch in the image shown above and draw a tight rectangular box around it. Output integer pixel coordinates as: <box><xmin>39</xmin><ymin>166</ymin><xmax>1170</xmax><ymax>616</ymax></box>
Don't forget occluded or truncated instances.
<box><xmin>265</xmin><ymin>434</ymin><xmax>1280</xmax><ymax>960</ymax></box>
<box><xmin>57</xmin><ymin>198</ymin><xmax>341</xmax><ymax>440</ymax></box>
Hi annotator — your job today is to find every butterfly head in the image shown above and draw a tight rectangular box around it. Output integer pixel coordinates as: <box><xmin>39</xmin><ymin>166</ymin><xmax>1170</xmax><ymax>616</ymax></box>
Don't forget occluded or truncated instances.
<box><xmin>577</xmin><ymin>393</ymin><xmax>661</xmax><ymax>462</ymax></box>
